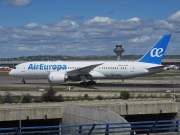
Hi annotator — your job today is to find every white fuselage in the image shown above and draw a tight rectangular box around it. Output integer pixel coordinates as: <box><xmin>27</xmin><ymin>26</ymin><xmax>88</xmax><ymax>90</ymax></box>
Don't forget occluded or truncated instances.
<box><xmin>9</xmin><ymin>61</ymin><xmax>165</xmax><ymax>81</ymax></box>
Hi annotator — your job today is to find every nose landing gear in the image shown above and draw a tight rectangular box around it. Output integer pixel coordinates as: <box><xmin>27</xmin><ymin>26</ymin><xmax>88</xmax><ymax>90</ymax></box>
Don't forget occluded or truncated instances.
<box><xmin>21</xmin><ymin>78</ymin><xmax>26</xmax><ymax>84</ymax></box>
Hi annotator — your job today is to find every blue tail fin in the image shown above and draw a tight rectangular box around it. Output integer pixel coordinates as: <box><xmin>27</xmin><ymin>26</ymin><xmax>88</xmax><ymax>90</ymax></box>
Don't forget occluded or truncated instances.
<box><xmin>138</xmin><ymin>34</ymin><xmax>171</xmax><ymax>64</ymax></box>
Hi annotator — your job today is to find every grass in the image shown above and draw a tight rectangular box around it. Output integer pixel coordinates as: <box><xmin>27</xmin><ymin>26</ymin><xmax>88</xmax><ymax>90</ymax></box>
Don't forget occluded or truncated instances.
<box><xmin>0</xmin><ymin>86</ymin><xmax>178</xmax><ymax>94</ymax></box>
<box><xmin>0</xmin><ymin>92</ymin><xmax>172</xmax><ymax>104</ymax></box>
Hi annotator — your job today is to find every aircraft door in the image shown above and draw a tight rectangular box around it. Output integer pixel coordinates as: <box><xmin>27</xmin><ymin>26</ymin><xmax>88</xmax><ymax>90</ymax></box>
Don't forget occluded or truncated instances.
<box><xmin>130</xmin><ymin>65</ymin><xmax>135</xmax><ymax>72</ymax></box>
<box><xmin>21</xmin><ymin>65</ymin><xmax>26</xmax><ymax>72</ymax></box>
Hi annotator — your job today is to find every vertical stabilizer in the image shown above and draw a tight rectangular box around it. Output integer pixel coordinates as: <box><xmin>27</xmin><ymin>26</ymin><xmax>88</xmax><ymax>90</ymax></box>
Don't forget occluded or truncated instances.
<box><xmin>138</xmin><ymin>34</ymin><xmax>171</xmax><ymax>64</ymax></box>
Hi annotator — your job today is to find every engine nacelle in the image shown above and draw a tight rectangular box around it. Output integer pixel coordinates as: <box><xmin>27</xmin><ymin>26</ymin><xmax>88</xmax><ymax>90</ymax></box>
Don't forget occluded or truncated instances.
<box><xmin>48</xmin><ymin>72</ymin><xmax>67</xmax><ymax>84</ymax></box>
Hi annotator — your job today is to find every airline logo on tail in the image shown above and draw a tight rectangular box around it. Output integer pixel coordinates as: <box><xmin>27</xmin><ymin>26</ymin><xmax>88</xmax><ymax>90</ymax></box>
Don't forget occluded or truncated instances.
<box><xmin>150</xmin><ymin>48</ymin><xmax>163</xmax><ymax>57</ymax></box>
<box><xmin>138</xmin><ymin>34</ymin><xmax>171</xmax><ymax>64</ymax></box>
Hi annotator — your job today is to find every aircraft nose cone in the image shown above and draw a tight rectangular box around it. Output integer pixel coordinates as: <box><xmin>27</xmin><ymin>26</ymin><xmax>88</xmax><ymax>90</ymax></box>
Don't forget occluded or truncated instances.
<box><xmin>9</xmin><ymin>69</ymin><xmax>14</xmax><ymax>76</ymax></box>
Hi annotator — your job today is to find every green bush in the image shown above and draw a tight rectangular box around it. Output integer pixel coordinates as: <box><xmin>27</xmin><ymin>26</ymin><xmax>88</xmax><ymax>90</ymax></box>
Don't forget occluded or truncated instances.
<box><xmin>77</xmin><ymin>95</ymin><xmax>83</xmax><ymax>101</ymax></box>
<box><xmin>57</xmin><ymin>94</ymin><xmax>64</xmax><ymax>102</ymax></box>
<box><xmin>120</xmin><ymin>91</ymin><xmax>130</xmax><ymax>100</ymax></box>
<box><xmin>96</xmin><ymin>95</ymin><xmax>104</xmax><ymax>100</ymax></box>
<box><xmin>42</xmin><ymin>87</ymin><xmax>64</xmax><ymax>102</ymax></box>
<box><xmin>84</xmin><ymin>94</ymin><xmax>89</xmax><ymax>99</ymax></box>
<box><xmin>22</xmin><ymin>94</ymin><xmax>32</xmax><ymax>103</ymax></box>
<box><xmin>4</xmin><ymin>92</ymin><xmax>13</xmax><ymax>103</ymax></box>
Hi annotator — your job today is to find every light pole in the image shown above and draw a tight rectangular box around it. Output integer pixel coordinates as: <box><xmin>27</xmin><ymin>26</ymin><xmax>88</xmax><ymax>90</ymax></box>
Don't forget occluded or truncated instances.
<box><xmin>19</xmin><ymin>94</ymin><xmax>28</xmax><ymax>135</ymax></box>
<box><xmin>173</xmin><ymin>82</ymin><xmax>175</xmax><ymax>102</ymax></box>
<box><xmin>172</xmin><ymin>81</ymin><xmax>175</xmax><ymax>102</ymax></box>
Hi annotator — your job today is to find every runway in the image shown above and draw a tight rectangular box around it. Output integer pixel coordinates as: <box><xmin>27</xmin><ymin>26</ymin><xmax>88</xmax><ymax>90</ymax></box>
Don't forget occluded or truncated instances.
<box><xmin>0</xmin><ymin>75</ymin><xmax>179</xmax><ymax>97</ymax></box>
<box><xmin>0</xmin><ymin>75</ymin><xmax>180</xmax><ymax>87</ymax></box>
<box><xmin>0</xmin><ymin>76</ymin><xmax>50</xmax><ymax>88</ymax></box>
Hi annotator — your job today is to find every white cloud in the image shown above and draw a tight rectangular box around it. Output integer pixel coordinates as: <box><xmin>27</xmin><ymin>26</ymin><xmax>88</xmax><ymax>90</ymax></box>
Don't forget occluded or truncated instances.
<box><xmin>54</xmin><ymin>21</ymin><xmax>79</xmax><ymax>32</ymax></box>
<box><xmin>25</xmin><ymin>23</ymin><xmax>38</xmax><ymax>28</ymax></box>
<box><xmin>167</xmin><ymin>10</ymin><xmax>180</xmax><ymax>22</ymax></box>
<box><xmin>18</xmin><ymin>46</ymin><xmax>38</xmax><ymax>51</ymax></box>
<box><xmin>0</xmin><ymin>0</ymin><xmax>31</xmax><ymax>6</ymax></box>
<box><xmin>129</xmin><ymin>36</ymin><xmax>150</xmax><ymax>44</ymax></box>
<box><xmin>127</xmin><ymin>17</ymin><xmax>140</xmax><ymax>22</ymax></box>
<box><xmin>0</xmin><ymin>12</ymin><xmax>180</xmax><ymax>57</ymax></box>
<box><xmin>154</xmin><ymin>20</ymin><xmax>175</xmax><ymax>30</ymax></box>
<box><xmin>85</xmin><ymin>16</ymin><xmax>115</xmax><ymax>25</ymax></box>
<box><xmin>61</xmin><ymin>15</ymin><xmax>84</xmax><ymax>20</ymax></box>
<box><xmin>0</xmin><ymin>25</ymin><xmax>6</xmax><ymax>30</ymax></box>
<box><xmin>10</xmin><ymin>34</ymin><xmax>26</xmax><ymax>39</ymax></box>
<box><xmin>44</xmin><ymin>46</ymin><xmax>56</xmax><ymax>49</ymax></box>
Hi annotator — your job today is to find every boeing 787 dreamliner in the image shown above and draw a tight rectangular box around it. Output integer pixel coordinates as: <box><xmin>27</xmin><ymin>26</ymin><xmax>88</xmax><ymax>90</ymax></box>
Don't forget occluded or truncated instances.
<box><xmin>9</xmin><ymin>34</ymin><xmax>171</xmax><ymax>85</ymax></box>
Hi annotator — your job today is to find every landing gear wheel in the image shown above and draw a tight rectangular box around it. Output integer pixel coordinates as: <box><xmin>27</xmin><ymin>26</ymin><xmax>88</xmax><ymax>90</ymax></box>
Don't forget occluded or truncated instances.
<box><xmin>80</xmin><ymin>82</ymin><xmax>86</xmax><ymax>86</ymax></box>
<box><xmin>92</xmin><ymin>81</ymin><xmax>96</xmax><ymax>85</ymax></box>
<box><xmin>21</xmin><ymin>78</ymin><xmax>26</xmax><ymax>84</ymax></box>
<box><xmin>87</xmin><ymin>81</ymin><xmax>92</xmax><ymax>85</ymax></box>
<box><xmin>80</xmin><ymin>81</ymin><xmax>96</xmax><ymax>86</ymax></box>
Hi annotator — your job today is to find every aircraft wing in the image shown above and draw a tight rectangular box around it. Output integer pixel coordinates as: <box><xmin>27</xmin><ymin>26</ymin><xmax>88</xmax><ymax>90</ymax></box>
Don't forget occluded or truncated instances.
<box><xmin>67</xmin><ymin>63</ymin><xmax>103</xmax><ymax>76</ymax></box>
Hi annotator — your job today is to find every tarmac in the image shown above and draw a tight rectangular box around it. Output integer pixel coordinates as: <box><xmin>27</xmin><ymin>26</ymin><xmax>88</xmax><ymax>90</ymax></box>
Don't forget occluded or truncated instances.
<box><xmin>0</xmin><ymin>74</ymin><xmax>179</xmax><ymax>97</ymax></box>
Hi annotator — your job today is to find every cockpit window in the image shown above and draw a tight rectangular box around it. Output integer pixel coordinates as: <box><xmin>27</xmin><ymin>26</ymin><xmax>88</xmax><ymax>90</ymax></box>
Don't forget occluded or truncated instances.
<box><xmin>13</xmin><ymin>67</ymin><xmax>17</xmax><ymax>69</ymax></box>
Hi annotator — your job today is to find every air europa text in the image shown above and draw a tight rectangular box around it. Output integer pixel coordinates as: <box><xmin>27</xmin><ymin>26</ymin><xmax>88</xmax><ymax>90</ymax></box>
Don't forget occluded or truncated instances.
<box><xmin>28</xmin><ymin>64</ymin><xmax>66</xmax><ymax>71</ymax></box>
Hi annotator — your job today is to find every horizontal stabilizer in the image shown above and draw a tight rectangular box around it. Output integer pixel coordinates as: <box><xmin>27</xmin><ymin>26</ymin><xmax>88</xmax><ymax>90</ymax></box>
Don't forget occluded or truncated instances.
<box><xmin>145</xmin><ymin>65</ymin><xmax>164</xmax><ymax>70</ymax></box>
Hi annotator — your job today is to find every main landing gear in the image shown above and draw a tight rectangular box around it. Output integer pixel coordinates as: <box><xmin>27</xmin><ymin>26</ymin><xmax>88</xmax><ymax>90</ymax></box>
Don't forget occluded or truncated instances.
<box><xmin>21</xmin><ymin>78</ymin><xmax>26</xmax><ymax>84</ymax></box>
<box><xmin>80</xmin><ymin>80</ymin><xmax>96</xmax><ymax>86</ymax></box>
<box><xmin>79</xmin><ymin>75</ymin><xmax>96</xmax><ymax>86</ymax></box>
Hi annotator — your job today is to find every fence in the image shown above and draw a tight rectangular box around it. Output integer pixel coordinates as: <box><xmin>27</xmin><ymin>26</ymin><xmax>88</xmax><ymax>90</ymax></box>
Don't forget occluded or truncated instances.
<box><xmin>0</xmin><ymin>120</ymin><xmax>179</xmax><ymax>135</ymax></box>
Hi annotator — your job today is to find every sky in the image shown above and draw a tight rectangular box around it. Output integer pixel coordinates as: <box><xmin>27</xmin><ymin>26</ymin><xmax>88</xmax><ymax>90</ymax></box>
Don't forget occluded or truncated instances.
<box><xmin>0</xmin><ymin>0</ymin><xmax>180</xmax><ymax>58</ymax></box>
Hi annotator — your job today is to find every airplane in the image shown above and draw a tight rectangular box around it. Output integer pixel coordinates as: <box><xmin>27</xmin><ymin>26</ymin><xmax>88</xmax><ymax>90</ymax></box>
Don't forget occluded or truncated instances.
<box><xmin>167</xmin><ymin>65</ymin><xmax>179</xmax><ymax>70</ymax></box>
<box><xmin>9</xmin><ymin>34</ymin><xmax>172</xmax><ymax>85</ymax></box>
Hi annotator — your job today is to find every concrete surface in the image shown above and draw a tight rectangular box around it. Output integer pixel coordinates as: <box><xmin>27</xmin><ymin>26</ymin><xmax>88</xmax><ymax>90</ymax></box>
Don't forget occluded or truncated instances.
<box><xmin>0</xmin><ymin>102</ymin><xmax>62</xmax><ymax>121</ymax></box>
<box><xmin>65</xmin><ymin>99</ymin><xmax>178</xmax><ymax>115</ymax></box>
<box><xmin>62</xmin><ymin>103</ymin><xmax>130</xmax><ymax>135</ymax></box>
<box><xmin>0</xmin><ymin>100</ymin><xmax>177</xmax><ymax>121</ymax></box>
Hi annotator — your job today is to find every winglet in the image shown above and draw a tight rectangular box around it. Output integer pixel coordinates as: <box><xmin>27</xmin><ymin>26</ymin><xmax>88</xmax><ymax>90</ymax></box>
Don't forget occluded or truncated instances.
<box><xmin>138</xmin><ymin>34</ymin><xmax>172</xmax><ymax>64</ymax></box>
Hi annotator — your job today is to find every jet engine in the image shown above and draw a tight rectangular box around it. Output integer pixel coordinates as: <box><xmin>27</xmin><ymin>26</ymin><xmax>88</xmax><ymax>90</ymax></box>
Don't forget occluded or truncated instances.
<box><xmin>48</xmin><ymin>72</ymin><xmax>68</xmax><ymax>84</ymax></box>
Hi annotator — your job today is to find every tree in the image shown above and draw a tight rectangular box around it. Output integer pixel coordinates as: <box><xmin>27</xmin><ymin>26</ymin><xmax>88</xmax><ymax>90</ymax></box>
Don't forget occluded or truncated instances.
<box><xmin>4</xmin><ymin>92</ymin><xmax>13</xmax><ymax>103</ymax></box>
<box><xmin>57</xmin><ymin>94</ymin><xmax>64</xmax><ymax>102</ymax></box>
<box><xmin>22</xmin><ymin>94</ymin><xmax>32</xmax><ymax>103</ymax></box>
<box><xmin>42</xmin><ymin>87</ymin><xmax>64</xmax><ymax>102</ymax></box>
<box><xmin>84</xmin><ymin>94</ymin><xmax>89</xmax><ymax>99</ymax></box>
<box><xmin>120</xmin><ymin>91</ymin><xmax>130</xmax><ymax>100</ymax></box>
<box><xmin>96</xmin><ymin>95</ymin><xmax>104</xmax><ymax>100</ymax></box>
